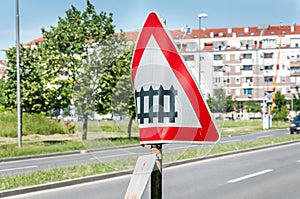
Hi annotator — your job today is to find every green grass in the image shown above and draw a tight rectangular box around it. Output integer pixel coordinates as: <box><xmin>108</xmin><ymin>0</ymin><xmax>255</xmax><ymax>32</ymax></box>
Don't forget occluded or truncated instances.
<box><xmin>219</xmin><ymin>119</ymin><xmax>289</xmax><ymax>136</ymax></box>
<box><xmin>0</xmin><ymin>112</ymin><xmax>68</xmax><ymax>137</ymax></box>
<box><xmin>74</xmin><ymin>119</ymin><xmax>139</xmax><ymax>133</ymax></box>
<box><xmin>1</xmin><ymin>134</ymin><xmax>300</xmax><ymax>191</ymax></box>
<box><xmin>0</xmin><ymin>137</ymin><xmax>140</xmax><ymax>159</ymax></box>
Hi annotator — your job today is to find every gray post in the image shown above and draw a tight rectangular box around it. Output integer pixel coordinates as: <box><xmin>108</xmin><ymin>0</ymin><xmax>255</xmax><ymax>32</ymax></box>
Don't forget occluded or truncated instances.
<box><xmin>151</xmin><ymin>144</ymin><xmax>162</xmax><ymax>199</ymax></box>
<box><xmin>16</xmin><ymin>0</ymin><xmax>22</xmax><ymax>147</ymax></box>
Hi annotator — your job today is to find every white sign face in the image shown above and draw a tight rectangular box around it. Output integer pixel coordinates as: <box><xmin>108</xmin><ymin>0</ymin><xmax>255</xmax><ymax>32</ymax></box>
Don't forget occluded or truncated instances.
<box><xmin>134</xmin><ymin>35</ymin><xmax>201</xmax><ymax>129</ymax></box>
<box><xmin>124</xmin><ymin>154</ymin><xmax>156</xmax><ymax>199</ymax></box>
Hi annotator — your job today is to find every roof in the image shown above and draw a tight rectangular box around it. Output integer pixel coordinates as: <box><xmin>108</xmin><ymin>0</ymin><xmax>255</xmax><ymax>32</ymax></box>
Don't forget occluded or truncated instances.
<box><xmin>23</xmin><ymin>36</ymin><xmax>44</xmax><ymax>46</ymax></box>
<box><xmin>23</xmin><ymin>24</ymin><xmax>300</xmax><ymax>47</ymax></box>
<box><xmin>0</xmin><ymin>60</ymin><xmax>5</xmax><ymax>67</ymax></box>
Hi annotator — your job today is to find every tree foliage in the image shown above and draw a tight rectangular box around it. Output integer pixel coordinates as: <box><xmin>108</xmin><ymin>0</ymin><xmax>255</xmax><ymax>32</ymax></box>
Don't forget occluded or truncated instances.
<box><xmin>207</xmin><ymin>89</ymin><xmax>235</xmax><ymax>113</ymax></box>
<box><xmin>3</xmin><ymin>46</ymin><xmax>52</xmax><ymax>113</ymax></box>
<box><xmin>2</xmin><ymin>1</ymin><xmax>135</xmax><ymax>139</ymax></box>
<box><xmin>273</xmin><ymin>91</ymin><xmax>288</xmax><ymax>121</ymax></box>
<box><xmin>245</xmin><ymin>101</ymin><xmax>261</xmax><ymax>113</ymax></box>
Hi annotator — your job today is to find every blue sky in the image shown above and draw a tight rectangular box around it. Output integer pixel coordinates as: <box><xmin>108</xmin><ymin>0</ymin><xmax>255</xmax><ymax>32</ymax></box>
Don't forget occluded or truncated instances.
<box><xmin>1</xmin><ymin>0</ymin><xmax>299</xmax><ymax>59</ymax></box>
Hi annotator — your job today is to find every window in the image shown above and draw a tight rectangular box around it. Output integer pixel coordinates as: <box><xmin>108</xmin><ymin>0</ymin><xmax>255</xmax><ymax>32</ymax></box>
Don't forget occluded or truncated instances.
<box><xmin>183</xmin><ymin>55</ymin><xmax>194</xmax><ymax>61</ymax></box>
<box><xmin>264</xmin><ymin>53</ymin><xmax>273</xmax><ymax>59</ymax></box>
<box><xmin>235</xmin><ymin>77</ymin><xmax>240</xmax><ymax>84</ymax></box>
<box><xmin>242</xmin><ymin>65</ymin><xmax>253</xmax><ymax>71</ymax></box>
<box><xmin>213</xmin><ymin>54</ymin><xmax>222</xmax><ymax>60</ymax></box>
<box><xmin>243</xmin><ymin>88</ymin><xmax>253</xmax><ymax>95</ymax></box>
<box><xmin>235</xmin><ymin>89</ymin><xmax>240</xmax><ymax>96</ymax></box>
<box><xmin>214</xmin><ymin>77</ymin><xmax>221</xmax><ymax>84</ymax></box>
<box><xmin>243</xmin><ymin>77</ymin><xmax>253</xmax><ymax>83</ymax></box>
<box><xmin>264</xmin><ymin>76</ymin><xmax>273</xmax><ymax>83</ymax></box>
<box><xmin>225</xmin><ymin>77</ymin><xmax>230</xmax><ymax>84</ymax></box>
<box><xmin>235</xmin><ymin>65</ymin><xmax>241</xmax><ymax>73</ymax></box>
<box><xmin>242</xmin><ymin>53</ymin><xmax>252</xmax><ymax>59</ymax></box>
<box><xmin>225</xmin><ymin>65</ymin><xmax>230</xmax><ymax>72</ymax></box>
<box><xmin>213</xmin><ymin>66</ymin><xmax>223</xmax><ymax>72</ymax></box>
<box><xmin>226</xmin><ymin>88</ymin><xmax>231</xmax><ymax>95</ymax></box>
<box><xmin>186</xmin><ymin>42</ymin><xmax>197</xmax><ymax>51</ymax></box>
<box><xmin>264</xmin><ymin>65</ymin><xmax>273</xmax><ymax>70</ymax></box>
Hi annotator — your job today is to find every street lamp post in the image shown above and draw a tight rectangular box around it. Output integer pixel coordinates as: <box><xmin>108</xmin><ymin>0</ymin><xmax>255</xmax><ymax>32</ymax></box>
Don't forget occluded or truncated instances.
<box><xmin>197</xmin><ymin>13</ymin><xmax>208</xmax><ymax>90</ymax></box>
<box><xmin>16</xmin><ymin>0</ymin><xmax>22</xmax><ymax>147</ymax></box>
<box><xmin>257</xmin><ymin>24</ymin><xmax>270</xmax><ymax>129</ymax></box>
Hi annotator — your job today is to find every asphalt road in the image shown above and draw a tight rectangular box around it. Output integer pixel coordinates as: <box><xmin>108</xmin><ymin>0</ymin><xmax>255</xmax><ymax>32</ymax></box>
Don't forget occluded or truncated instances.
<box><xmin>0</xmin><ymin>129</ymin><xmax>290</xmax><ymax>177</ymax></box>
<box><xmin>4</xmin><ymin>141</ymin><xmax>300</xmax><ymax>199</ymax></box>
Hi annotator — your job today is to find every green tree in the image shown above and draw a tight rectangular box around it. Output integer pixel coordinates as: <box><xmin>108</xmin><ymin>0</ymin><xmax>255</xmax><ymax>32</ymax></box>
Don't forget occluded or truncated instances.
<box><xmin>2</xmin><ymin>0</ymin><xmax>115</xmax><ymax>117</ymax></box>
<box><xmin>226</xmin><ymin>95</ymin><xmax>236</xmax><ymax>113</ymax></box>
<box><xmin>74</xmin><ymin>33</ymin><xmax>133</xmax><ymax>140</ymax></box>
<box><xmin>273</xmin><ymin>91</ymin><xmax>288</xmax><ymax>121</ymax></box>
<box><xmin>246</xmin><ymin>101</ymin><xmax>261</xmax><ymax>113</ymax></box>
<box><xmin>291</xmin><ymin>92</ymin><xmax>300</xmax><ymax>112</ymax></box>
<box><xmin>40</xmin><ymin>0</ymin><xmax>115</xmax><ymax>116</ymax></box>
<box><xmin>207</xmin><ymin>89</ymin><xmax>234</xmax><ymax>113</ymax></box>
<box><xmin>3</xmin><ymin>46</ymin><xmax>53</xmax><ymax>113</ymax></box>
<box><xmin>109</xmin><ymin>49</ymin><xmax>135</xmax><ymax>137</ymax></box>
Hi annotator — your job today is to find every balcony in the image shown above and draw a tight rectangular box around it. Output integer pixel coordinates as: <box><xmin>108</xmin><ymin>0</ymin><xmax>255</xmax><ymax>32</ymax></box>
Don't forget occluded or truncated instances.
<box><xmin>263</xmin><ymin>70</ymin><xmax>274</xmax><ymax>77</ymax></box>
<box><xmin>290</xmin><ymin>69</ymin><xmax>300</xmax><ymax>76</ymax></box>
<box><xmin>213</xmin><ymin>59</ymin><xmax>223</xmax><ymax>66</ymax></box>
<box><xmin>241</xmin><ymin>58</ymin><xmax>253</xmax><ymax>65</ymax></box>
<box><xmin>242</xmin><ymin>82</ymin><xmax>253</xmax><ymax>88</ymax></box>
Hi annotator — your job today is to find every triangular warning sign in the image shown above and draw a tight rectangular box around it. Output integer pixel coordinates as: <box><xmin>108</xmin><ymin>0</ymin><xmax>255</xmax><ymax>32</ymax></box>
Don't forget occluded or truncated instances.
<box><xmin>131</xmin><ymin>12</ymin><xmax>220</xmax><ymax>145</ymax></box>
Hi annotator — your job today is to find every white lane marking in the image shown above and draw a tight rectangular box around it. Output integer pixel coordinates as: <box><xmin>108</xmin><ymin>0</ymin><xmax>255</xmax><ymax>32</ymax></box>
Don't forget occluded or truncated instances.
<box><xmin>0</xmin><ymin>146</ymin><xmax>143</xmax><ymax>165</ymax></box>
<box><xmin>0</xmin><ymin>165</ymin><xmax>38</xmax><ymax>173</ymax></box>
<box><xmin>89</xmin><ymin>153</ymin><xmax>133</xmax><ymax>161</ymax></box>
<box><xmin>257</xmin><ymin>135</ymin><xmax>273</xmax><ymax>139</ymax></box>
<box><xmin>221</xmin><ymin>139</ymin><xmax>241</xmax><ymax>144</ymax></box>
<box><xmin>227</xmin><ymin>169</ymin><xmax>273</xmax><ymax>184</ymax></box>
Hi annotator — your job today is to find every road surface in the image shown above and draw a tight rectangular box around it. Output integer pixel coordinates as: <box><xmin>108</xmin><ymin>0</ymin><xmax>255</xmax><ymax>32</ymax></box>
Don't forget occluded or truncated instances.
<box><xmin>4</xmin><ymin>140</ymin><xmax>300</xmax><ymax>199</ymax></box>
<box><xmin>0</xmin><ymin>129</ymin><xmax>290</xmax><ymax>177</ymax></box>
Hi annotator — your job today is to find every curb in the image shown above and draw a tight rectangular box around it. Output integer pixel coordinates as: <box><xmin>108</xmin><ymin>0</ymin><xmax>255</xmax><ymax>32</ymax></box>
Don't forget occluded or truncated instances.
<box><xmin>0</xmin><ymin>170</ymin><xmax>132</xmax><ymax>198</ymax></box>
<box><xmin>1</xmin><ymin>139</ymin><xmax>300</xmax><ymax>198</ymax></box>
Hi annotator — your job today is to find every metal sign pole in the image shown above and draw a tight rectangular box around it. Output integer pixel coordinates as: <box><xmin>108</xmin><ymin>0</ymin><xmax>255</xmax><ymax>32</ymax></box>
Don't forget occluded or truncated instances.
<box><xmin>16</xmin><ymin>0</ymin><xmax>22</xmax><ymax>148</ymax></box>
<box><xmin>150</xmin><ymin>144</ymin><xmax>162</xmax><ymax>199</ymax></box>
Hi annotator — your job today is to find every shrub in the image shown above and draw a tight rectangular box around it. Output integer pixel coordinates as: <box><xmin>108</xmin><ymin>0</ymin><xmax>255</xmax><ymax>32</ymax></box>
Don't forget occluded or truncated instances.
<box><xmin>0</xmin><ymin>112</ymin><xmax>68</xmax><ymax>137</ymax></box>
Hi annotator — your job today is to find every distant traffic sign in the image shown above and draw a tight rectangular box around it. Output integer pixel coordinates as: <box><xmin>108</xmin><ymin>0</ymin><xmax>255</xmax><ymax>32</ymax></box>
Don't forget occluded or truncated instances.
<box><xmin>131</xmin><ymin>12</ymin><xmax>220</xmax><ymax>145</ymax></box>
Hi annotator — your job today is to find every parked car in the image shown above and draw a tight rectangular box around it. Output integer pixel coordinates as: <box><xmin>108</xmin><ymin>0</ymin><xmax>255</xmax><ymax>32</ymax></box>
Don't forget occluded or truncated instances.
<box><xmin>290</xmin><ymin>115</ymin><xmax>300</xmax><ymax>134</ymax></box>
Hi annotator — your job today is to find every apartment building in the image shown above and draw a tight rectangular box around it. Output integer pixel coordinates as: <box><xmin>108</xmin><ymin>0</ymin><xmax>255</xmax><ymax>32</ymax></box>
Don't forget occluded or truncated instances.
<box><xmin>149</xmin><ymin>24</ymin><xmax>300</xmax><ymax>117</ymax></box>
<box><xmin>18</xmin><ymin>23</ymin><xmax>300</xmax><ymax>118</ymax></box>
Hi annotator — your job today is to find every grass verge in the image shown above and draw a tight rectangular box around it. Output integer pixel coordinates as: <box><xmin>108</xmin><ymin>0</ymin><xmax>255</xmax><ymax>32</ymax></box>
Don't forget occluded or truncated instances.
<box><xmin>1</xmin><ymin>134</ymin><xmax>300</xmax><ymax>191</ymax></box>
<box><xmin>0</xmin><ymin>137</ymin><xmax>140</xmax><ymax>159</ymax></box>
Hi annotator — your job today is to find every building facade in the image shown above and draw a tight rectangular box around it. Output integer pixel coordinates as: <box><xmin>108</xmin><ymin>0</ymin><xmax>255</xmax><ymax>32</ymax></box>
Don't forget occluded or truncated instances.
<box><xmin>12</xmin><ymin>24</ymin><xmax>300</xmax><ymax>119</ymax></box>
<box><xmin>156</xmin><ymin>24</ymin><xmax>300</xmax><ymax>118</ymax></box>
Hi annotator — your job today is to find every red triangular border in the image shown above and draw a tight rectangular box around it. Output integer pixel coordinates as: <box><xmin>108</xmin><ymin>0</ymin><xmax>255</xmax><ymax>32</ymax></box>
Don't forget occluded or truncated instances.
<box><xmin>131</xmin><ymin>12</ymin><xmax>220</xmax><ymax>144</ymax></box>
